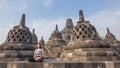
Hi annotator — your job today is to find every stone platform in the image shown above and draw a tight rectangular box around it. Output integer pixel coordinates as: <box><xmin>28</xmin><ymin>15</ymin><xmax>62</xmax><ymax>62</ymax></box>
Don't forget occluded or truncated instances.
<box><xmin>0</xmin><ymin>60</ymin><xmax>120</xmax><ymax>68</ymax></box>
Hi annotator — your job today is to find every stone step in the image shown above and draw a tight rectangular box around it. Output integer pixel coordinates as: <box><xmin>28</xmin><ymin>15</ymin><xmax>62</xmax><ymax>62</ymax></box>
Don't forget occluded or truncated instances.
<box><xmin>73</xmin><ymin>56</ymin><xmax>118</xmax><ymax>61</ymax></box>
<box><xmin>0</xmin><ymin>61</ymin><xmax>120</xmax><ymax>68</ymax></box>
<box><xmin>61</xmin><ymin>56</ymin><xmax>118</xmax><ymax>62</ymax></box>
<box><xmin>81</xmin><ymin>48</ymin><xmax>115</xmax><ymax>51</ymax></box>
<box><xmin>0</xmin><ymin>50</ymin><xmax>33</xmax><ymax>53</ymax></box>
<box><xmin>74</xmin><ymin>50</ymin><xmax>117</xmax><ymax>56</ymax></box>
<box><xmin>0</xmin><ymin>58</ymin><xmax>29</xmax><ymax>61</ymax></box>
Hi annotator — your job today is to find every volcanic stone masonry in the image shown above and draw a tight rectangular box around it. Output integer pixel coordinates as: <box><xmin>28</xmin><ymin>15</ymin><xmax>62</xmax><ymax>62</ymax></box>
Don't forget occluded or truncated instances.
<box><xmin>45</xmin><ymin>25</ymin><xmax>66</xmax><ymax>58</ymax></box>
<box><xmin>0</xmin><ymin>14</ymin><xmax>37</xmax><ymax>61</ymax></box>
<box><xmin>104</xmin><ymin>27</ymin><xmax>120</xmax><ymax>59</ymax></box>
<box><xmin>32</xmin><ymin>28</ymin><xmax>38</xmax><ymax>44</ymax></box>
<box><xmin>60</xmin><ymin>10</ymin><xmax>119</xmax><ymax>61</ymax></box>
<box><xmin>61</xmin><ymin>18</ymin><xmax>74</xmax><ymax>44</ymax></box>
<box><xmin>39</xmin><ymin>36</ymin><xmax>48</xmax><ymax>57</ymax></box>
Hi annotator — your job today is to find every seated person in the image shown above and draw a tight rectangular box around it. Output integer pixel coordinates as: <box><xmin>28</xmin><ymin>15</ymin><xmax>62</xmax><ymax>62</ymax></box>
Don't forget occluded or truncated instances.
<box><xmin>29</xmin><ymin>43</ymin><xmax>44</xmax><ymax>62</ymax></box>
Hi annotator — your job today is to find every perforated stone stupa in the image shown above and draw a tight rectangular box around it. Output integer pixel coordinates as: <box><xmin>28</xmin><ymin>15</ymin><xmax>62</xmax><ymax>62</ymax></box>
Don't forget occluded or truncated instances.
<box><xmin>61</xmin><ymin>18</ymin><xmax>74</xmax><ymax>44</ymax></box>
<box><xmin>0</xmin><ymin>14</ymin><xmax>34</xmax><ymax>61</ymax></box>
<box><xmin>105</xmin><ymin>28</ymin><xmax>119</xmax><ymax>44</ymax></box>
<box><xmin>39</xmin><ymin>36</ymin><xmax>45</xmax><ymax>46</ymax></box>
<box><xmin>60</xmin><ymin>10</ymin><xmax>119</xmax><ymax>61</ymax></box>
<box><xmin>32</xmin><ymin>28</ymin><xmax>38</xmax><ymax>44</ymax></box>
<box><xmin>104</xmin><ymin>28</ymin><xmax>120</xmax><ymax>58</ymax></box>
<box><xmin>45</xmin><ymin>25</ymin><xmax>65</xmax><ymax>58</ymax></box>
<box><xmin>46</xmin><ymin>25</ymin><xmax>65</xmax><ymax>46</ymax></box>
<box><xmin>39</xmin><ymin>36</ymin><xmax>48</xmax><ymax>57</ymax></box>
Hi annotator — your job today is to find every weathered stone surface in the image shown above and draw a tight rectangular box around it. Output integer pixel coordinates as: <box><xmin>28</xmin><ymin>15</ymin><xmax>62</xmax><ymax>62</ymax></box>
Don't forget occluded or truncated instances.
<box><xmin>105</xmin><ymin>28</ymin><xmax>118</xmax><ymax>44</ymax></box>
<box><xmin>0</xmin><ymin>61</ymin><xmax>120</xmax><ymax>68</ymax></box>
<box><xmin>61</xmin><ymin>18</ymin><xmax>74</xmax><ymax>44</ymax></box>
<box><xmin>39</xmin><ymin>36</ymin><xmax>45</xmax><ymax>46</ymax></box>
<box><xmin>0</xmin><ymin>14</ymin><xmax>35</xmax><ymax>61</ymax></box>
<box><xmin>39</xmin><ymin>36</ymin><xmax>48</xmax><ymax>57</ymax></box>
<box><xmin>60</xmin><ymin>10</ymin><xmax>119</xmax><ymax>61</ymax></box>
<box><xmin>32</xmin><ymin>28</ymin><xmax>38</xmax><ymax>44</ymax></box>
<box><xmin>46</xmin><ymin>25</ymin><xmax>65</xmax><ymax>46</ymax></box>
<box><xmin>104</xmin><ymin>28</ymin><xmax>120</xmax><ymax>59</ymax></box>
<box><xmin>45</xmin><ymin>25</ymin><xmax>65</xmax><ymax>58</ymax></box>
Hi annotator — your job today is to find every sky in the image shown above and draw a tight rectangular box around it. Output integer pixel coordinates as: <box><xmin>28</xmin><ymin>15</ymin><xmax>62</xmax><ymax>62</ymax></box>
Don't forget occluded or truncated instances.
<box><xmin>0</xmin><ymin>0</ymin><xmax>120</xmax><ymax>44</ymax></box>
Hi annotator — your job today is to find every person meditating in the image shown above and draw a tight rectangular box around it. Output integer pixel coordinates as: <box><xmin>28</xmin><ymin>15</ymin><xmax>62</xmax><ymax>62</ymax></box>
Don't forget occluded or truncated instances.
<box><xmin>29</xmin><ymin>43</ymin><xmax>44</xmax><ymax>62</ymax></box>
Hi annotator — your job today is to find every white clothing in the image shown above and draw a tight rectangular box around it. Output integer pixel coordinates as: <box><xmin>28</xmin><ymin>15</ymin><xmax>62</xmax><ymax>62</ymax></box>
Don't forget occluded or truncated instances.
<box><xmin>34</xmin><ymin>49</ymin><xmax>43</xmax><ymax>56</ymax></box>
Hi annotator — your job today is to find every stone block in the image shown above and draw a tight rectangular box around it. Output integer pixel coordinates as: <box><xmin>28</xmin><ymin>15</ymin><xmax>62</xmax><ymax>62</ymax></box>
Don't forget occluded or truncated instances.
<box><xmin>97</xmin><ymin>63</ymin><xmax>105</xmax><ymax>68</ymax></box>
<box><xmin>92</xmin><ymin>63</ymin><xmax>98</xmax><ymax>68</ymax></box>
<box><xmin>114</xmin><ymin>62</ymin><xmax>120</xmax><ymax>68</ymax></box>
<box><xmin>105</xmin><ymin>62</ymin><xmax>114</xmax><ymax>68</ymax></box>
<box><xmin>0</xmin><ymin>61</ymin><xmax>120</xmax><ymax>68</ymax></box>
<box><xmin>0</xmin><ymin>63</ymin><xmax>7</xmax><ymax>68</ymax></box>
<box><xmin>83</xmin><ymin>63</ymin><xmax>92</xmax><ymax>68</ymax></box>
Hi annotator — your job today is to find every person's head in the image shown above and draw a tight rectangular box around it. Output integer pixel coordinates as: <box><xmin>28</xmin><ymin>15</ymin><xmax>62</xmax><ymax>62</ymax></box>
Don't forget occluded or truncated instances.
<box><xmin>35</xmin><ymin>43</ymin><xmax>41</xmax><ymax>49</ymax></box>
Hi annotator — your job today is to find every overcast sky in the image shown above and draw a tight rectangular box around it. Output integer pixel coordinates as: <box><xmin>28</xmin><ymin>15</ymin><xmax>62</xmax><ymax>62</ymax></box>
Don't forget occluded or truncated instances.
<box><xmin>0</xmin><ymin>0</ymin><xmax>120</xmax><ymax>44</ymax></box>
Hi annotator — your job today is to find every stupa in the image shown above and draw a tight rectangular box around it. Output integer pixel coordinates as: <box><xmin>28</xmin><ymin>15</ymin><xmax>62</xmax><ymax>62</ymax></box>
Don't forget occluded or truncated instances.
<box><xmin>105</xmin><ymin>28</ymin><xmax>119</xmax><ymax>44</ymax></box>
<box><xmin>32</xmin><ymin>28</ymin><xmax>38</xmax><ymax>44</ymax></box>
<box><xmin>45</xmin><ymin>25</ymin><xmax>65</xmax><ymax>58</ymax></box>
<box><xmin>39</xmin><ymin>36</ymin><xmax>45</xmax><ymax>46</ymax></box>
<box><xmin>105</xmin><ymin>28</ymin><xmax>120</xmax><ymax>58</ymax></box>
<box><xmin>61</xmin><ymin>18</ymin><xmax>74</xmax><ymax>44</ymax></box>
<box><xmin>0</xmin><ymin>14</ymin><xmax>34</xmax><ymax>61</ymax></box>
<box><xmin>39</xmin><ymin>36</ymin><xmax>48</xmax><ymax>57</ymax></box>
<box><xmin>60</xmin><ymin>10</ymin><xmax>119</xmax><ymax>61</ymax></box>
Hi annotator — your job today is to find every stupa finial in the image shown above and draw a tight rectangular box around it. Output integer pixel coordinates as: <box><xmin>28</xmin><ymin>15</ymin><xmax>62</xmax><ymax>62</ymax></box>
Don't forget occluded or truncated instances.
<box><xmin>107</xmin><ymin>27</ymin><xmax>110</xmax><ymax>33</ymax></box>
<box><xmin>79</xmin><ymin>10</ymin><xmax>85</xmax><ymax>22</ymax></box>
<box><xmin>20</xmin><ymin>14</ymin><xmax>25</xmax><ymax>26</ymax></box>
<box><xmin>55</xmin><ymin>24</ymin><xmax>58</xmax><ymax>31</ymax></box>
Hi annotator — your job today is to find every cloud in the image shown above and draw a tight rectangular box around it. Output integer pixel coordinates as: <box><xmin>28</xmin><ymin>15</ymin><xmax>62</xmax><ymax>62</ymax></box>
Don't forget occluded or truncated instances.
<box><xmin>20</xmin><ymin>1</ymin><xmax>27</xmax><ymax>9</ymax></box>
<box><xmin>0</xmin><ymin>0</ymin><xmax>8</xmax><ymax>8</ymax></box>
<box><xmin>2</xmin><ymin>0</ymin><xmax>27</xmax><ymax>10</ymax></box>
<box><xmin>27</xmin><ymin>18</ymin><xmax>66</xmax><ymax>42</ymax></box>
<box><xmin>87</xmin><ymin>8</ymin><xmax>120</xmax><ymax>40</ymax></box>
<box><xmin>42</xmin><ymin>0</ymin><xmax>53</xmax><ymax>8</ymax></box>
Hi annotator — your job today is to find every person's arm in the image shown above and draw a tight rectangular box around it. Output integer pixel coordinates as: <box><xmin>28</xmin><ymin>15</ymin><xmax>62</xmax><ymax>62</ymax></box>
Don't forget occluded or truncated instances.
<box><xmin>33</xmin><ymin>50</ymin><xmax>37</xmax><ymax>60</ymax></box>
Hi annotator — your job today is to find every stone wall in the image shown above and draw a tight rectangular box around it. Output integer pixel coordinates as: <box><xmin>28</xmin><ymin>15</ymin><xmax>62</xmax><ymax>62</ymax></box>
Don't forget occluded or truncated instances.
<box><xmin>0</xmin><ymin>61</ymin><xmax>120</xmax><ymax>68</ymax></box>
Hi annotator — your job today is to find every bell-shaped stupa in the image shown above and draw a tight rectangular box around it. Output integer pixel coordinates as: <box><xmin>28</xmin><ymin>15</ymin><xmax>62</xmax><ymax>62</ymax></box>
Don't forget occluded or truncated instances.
<box><xmin>0</xmin><ymin>14</ymin><xmax>35</xmax><ymax>61</ymax></box>
<box><xmin>60</xmin><ymin>10</ymin><xmax>119</xmax><ymax>61</ymax></box>
<box><xmin>61</xmin><ymin>18</ymin><xmax>74</xmax><ymax>44</ymax></box>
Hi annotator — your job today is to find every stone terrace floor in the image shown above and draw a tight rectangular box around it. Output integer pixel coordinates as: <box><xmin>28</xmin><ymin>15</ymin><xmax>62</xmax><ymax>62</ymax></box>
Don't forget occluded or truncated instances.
<box><xmin>0</xmin><ymin>59</ymin><xmax>120</xmax><ymax>68</ymax></box>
